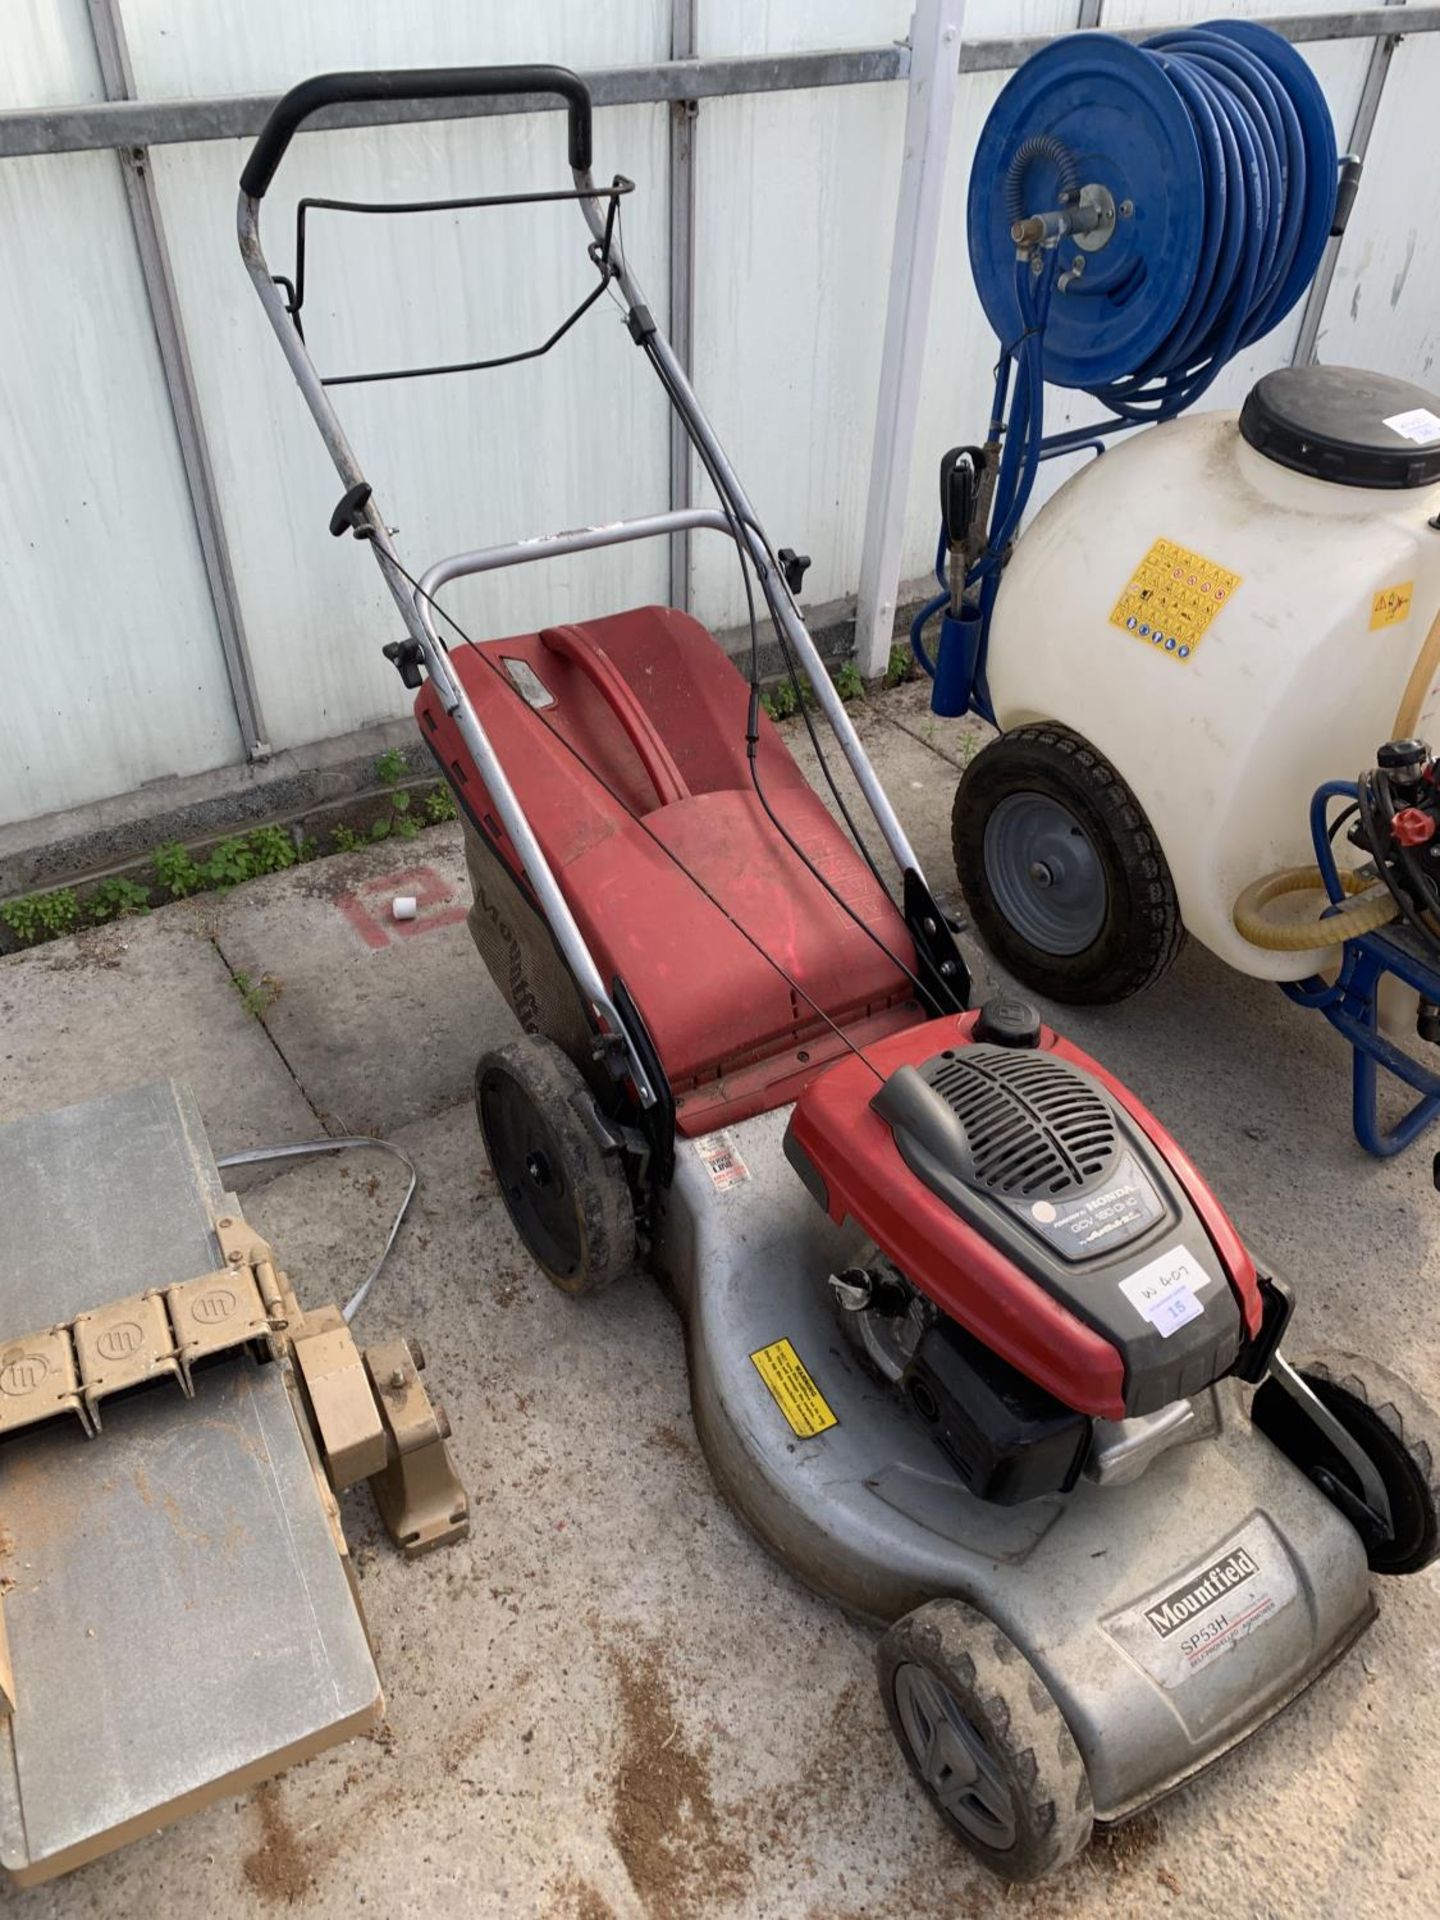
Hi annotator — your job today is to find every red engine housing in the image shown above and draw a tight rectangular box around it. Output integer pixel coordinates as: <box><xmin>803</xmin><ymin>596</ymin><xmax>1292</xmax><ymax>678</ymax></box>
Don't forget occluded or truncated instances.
<box><xmin>787</xmin><ymin>1012</ymin><xmax>1262</xmax><ymax>1420</ymax></box>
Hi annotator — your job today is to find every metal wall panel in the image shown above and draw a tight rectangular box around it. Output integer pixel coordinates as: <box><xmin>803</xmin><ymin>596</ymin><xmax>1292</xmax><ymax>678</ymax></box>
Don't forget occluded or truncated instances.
<box><xmin>116</xmin><ymin>0</ymin><xmax>670</xmax><ymax>95</ymax></box>
<box><xmin>151</xmin><ymin>103</ymin><xmax>671</xmax><ymax>752</ymax></box>
<box><xmin>689</xmin><ymin>4</ymin><xmax>1079</xmax><ymax>630</ymax></box>
<box><xmin>0</xmin><ymin>2</ymin><xmax>1434</xmax><ymax>832</ymax></box>
<box><xmin>122</xmin><ymin>2</ymin><xmax>673</xmax><ymax>754</ymax></box>
<box><xmin>689</xmin><ymin>78</ymin><xmax>907</xmax><ymax>629</ymax></box>
<box><xmin>2</xmin><ymin>0</ymin><xmax>102</xmax><ymax>109</ymax></box>
<box><xmin>0</xmin><ymin>146</ymin><xmax>241</xmax><ymax>824</ymax></box>
<box><xmin>1304</xmin><ymin>27</ymin><xmax>1440</xmax><ymax>384</ymax></box>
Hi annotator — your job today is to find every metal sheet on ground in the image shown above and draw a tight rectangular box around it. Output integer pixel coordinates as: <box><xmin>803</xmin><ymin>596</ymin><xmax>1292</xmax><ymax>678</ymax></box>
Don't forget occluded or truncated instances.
<box><xmin>0</xmin><ymin>1360</ymin><xmax>380</xmax><ymax>1877</ymax></box>
<box><xmin>0</xmin><ymin>1079</ymin><xmax>380</xmax><ymax>1882</ymax></box>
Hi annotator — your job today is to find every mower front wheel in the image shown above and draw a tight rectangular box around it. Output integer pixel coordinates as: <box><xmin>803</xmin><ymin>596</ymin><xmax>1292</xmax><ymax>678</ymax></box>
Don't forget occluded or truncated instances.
<box><xmin>878</xmin><ymin>1598</ymin><xmax>1092</xmax><ymax>1882</ymax></box>
<box><xmin>1251</xmin><ymin>1353</ymin><xmax>1440</xmax><ymax>1575</ymax></box>
<box><xmin>475</xmin><ymin>1036</ymin><xmax>636</xmax><ymax>1297</ymax></box>
<box><xmin>952</xmin><ymin>724</ymin><xmax>1182</xmax><ymax>1005</ymax></box>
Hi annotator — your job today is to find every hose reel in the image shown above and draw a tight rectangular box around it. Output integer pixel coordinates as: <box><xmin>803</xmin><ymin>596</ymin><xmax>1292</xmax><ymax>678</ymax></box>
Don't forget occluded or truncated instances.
<box><xmin>915</xmin><ymin>19</ymin><xmax>1351</xmax><ymax>715</ymax></box>
<box><xmin>967</xmin><ymin>21</ymin><xmax>1340</xmax><ymax>410</ymax></box>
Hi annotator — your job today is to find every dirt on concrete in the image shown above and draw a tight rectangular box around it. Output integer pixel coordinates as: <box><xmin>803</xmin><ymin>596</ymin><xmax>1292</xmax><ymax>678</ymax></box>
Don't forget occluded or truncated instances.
<box><xmin>242</xmin><ymin>1781</ymin><xmax>317</xmax><ymax>1905</ymax></box>
<box><xmin>603</xmin><ymin>1629</ymin><xmax>750</xmax><ymax>1919</ymax></box>
<box><xmin>547</xmin><ymin>1870</ymin><xmax>621</xmax><ymax>1920</ymax></box>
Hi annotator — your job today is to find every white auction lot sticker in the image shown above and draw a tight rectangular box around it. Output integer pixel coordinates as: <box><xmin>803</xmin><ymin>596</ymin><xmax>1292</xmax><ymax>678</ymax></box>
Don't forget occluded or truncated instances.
<box><xmin>1384</xmin><ymin>406</ymin><xmax>1440</xmax><ymax>447</ymax></box>
<box><xmin>1119</xmin><ymin>1244</ymin><xmax>1209</xmax><ymax>1337</ymax></box>
<box><xmin>1104</xmin><ymin>1516</ymin><xmax>1299</xmax><ymax>1692</ymax></box>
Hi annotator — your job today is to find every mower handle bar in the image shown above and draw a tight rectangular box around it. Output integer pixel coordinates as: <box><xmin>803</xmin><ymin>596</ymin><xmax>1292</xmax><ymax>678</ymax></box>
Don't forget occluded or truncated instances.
<box><xmin>236</xmin><ymin>63</ymin><xmax>934</xmax><ymax>1102</ymax></box>
<box><xmin>240</xmin><ymin>65</ymin><xmax>593</xmax><ymax>200</ymax></box>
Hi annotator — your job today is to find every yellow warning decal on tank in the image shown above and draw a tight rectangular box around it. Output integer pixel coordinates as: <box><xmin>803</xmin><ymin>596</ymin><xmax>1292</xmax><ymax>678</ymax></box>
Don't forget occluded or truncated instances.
<box><xmin>750</xmin><ymin>1337</ymin><xmax>838</xmax><ymax>1438</ymax></box>
<box><xmin>1370</xmin><ymin>581</ymin><xmax>1414</xmax><ymax>630</ymax></box>
<box><xmin>1109</xmin><ymin>537</ymin><xmax>1242</xmax><ymax>663</ymax></box>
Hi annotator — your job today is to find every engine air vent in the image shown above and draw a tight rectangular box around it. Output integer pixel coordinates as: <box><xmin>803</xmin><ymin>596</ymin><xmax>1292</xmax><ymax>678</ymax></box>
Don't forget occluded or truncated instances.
<box><xmin>922</xmin><ymin>1045</ymin><xmax>1119</xmax><ymax>1198</ymax></box>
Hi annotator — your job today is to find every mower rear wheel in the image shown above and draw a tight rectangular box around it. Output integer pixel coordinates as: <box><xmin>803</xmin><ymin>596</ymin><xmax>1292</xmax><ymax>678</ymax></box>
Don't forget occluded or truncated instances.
<box><xmin>878</xmin><ymin>1598</ymin><xmax>1092</xmax><ymax>1882</ymax></box>
<box><xmin>952</xmin><ymin>724</ymin><xmax>1182</xmax><ymax>1004</ymax></box>
<box><xmin>1251</xmin><ymin>1353</ymin><xmax>1440</xmax><ymax>1575</ymax></box>
<box><xmin>475</xmin><ymin>1036</ymin><xmax>635</xmax><ymax>1296</ymax></box>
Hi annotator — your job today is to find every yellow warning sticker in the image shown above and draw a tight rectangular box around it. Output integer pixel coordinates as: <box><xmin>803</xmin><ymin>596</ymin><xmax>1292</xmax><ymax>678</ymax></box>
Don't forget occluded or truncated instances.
<box><xmin>750</xmin><ymin>1337</ymin><xmax>838</xmax><ymax>1438</ymax></box>
<box><xmin>1370</xmin><ymin>580</ymin><xmax>1414</xmax><ymax>630</ymax></box>
<box><xmin>1109</xmin><ymin>537</ymin><xmax>1243</xmax><ymax>664</ymax></box>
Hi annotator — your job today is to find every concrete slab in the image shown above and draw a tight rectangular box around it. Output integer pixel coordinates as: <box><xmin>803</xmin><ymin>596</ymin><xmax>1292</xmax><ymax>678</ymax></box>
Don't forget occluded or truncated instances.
<box><xmin>0</xmin><ymin>910</ymin><xmax>315</xmax><ymax>1149</ymax></box>
<box><xmin>210</xmin><ymin>824</ymin><xmax>506</xmax><ymax>1136</ymax></box>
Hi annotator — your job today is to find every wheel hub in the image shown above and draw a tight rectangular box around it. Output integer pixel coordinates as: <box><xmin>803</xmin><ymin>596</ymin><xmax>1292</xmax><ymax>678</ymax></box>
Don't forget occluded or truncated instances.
<box><xmin>983</xmin><ymin>791</ymin><xmax>1106</xmax><ymax>956</ymax></box>
<box><xmin>479</xmin><ymin>1070</ymin><xmax>579</xmax><ymax>1279</ymax></box>
<box><xmin>892</xmin><ymin>1663</ymin><xmax>1018</xmax><ymax>1852</ymax></box>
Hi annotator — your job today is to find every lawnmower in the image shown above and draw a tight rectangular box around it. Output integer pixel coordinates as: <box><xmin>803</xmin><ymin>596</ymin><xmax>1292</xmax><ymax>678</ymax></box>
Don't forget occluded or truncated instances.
<box><xmin>908</xmin><ymin>22</ymin><xmax>1440</xmax><ymax>1151</ymax></box>
<box><xmin>240</xmin><ymin>64</ymin><xmax>1440</xmax><ymax>1882</ymax></box>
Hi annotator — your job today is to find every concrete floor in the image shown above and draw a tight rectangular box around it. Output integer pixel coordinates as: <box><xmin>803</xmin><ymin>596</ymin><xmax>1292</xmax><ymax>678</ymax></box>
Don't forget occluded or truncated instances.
<box><xmin>1</xmin><ymin>681</ymin><xmax>1437</xmax><ymax>1919</ymax></box>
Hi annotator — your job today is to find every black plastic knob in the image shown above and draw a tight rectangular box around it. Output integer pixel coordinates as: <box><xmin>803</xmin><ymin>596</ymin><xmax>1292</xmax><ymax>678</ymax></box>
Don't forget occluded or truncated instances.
<box><xmin>1378</xmin><ymin>738</ymin><xmax>1428</xmax><ymax>774</ymax></box>
<box><xmin>973</xmin><ymin>995</ymin><xmax>1042</xmax><ymax>1047</ymax></box>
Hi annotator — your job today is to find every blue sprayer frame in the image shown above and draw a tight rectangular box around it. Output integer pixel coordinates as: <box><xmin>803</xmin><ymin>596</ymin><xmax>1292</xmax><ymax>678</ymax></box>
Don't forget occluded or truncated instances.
<box><xmin>1283</xmin><ymin>780</ymin><xmax>1440</xmax><ymax>1156</ymax></box>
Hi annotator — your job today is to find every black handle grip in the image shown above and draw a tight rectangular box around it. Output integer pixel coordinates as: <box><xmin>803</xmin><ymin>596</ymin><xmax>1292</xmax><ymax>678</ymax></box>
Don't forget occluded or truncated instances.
<box><xmin>240</xmin><ymin>64</ymin><xmax>593</xmax><ymax>199</ymax></box>
<box><xmin>1331</xmin><ymin>154</ymin><xmax>1363</xmax><ymax>238</ymax></box>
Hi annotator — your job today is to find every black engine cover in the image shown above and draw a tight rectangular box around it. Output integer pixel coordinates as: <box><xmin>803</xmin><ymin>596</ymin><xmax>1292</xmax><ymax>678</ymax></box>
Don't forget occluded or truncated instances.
<box><xmin>903</xmin><ymin>1317</ymin><xmax>1091</xmax><ymax>1505</ymax></box>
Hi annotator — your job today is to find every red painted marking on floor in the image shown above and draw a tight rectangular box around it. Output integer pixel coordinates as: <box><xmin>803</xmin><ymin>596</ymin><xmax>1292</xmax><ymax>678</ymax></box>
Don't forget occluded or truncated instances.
<box><xmin>334</xmin><ymin>865</ymin><xmax>466</xmax><ymax>949</ymax></box>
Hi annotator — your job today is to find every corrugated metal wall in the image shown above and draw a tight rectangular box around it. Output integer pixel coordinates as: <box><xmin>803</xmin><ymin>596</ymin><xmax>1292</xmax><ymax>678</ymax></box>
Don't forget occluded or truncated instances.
<box><xmin>2</xmin><ymin>2</ymin><xmax>1437</xmax><ymax>829</ymax></box>
<box><xmin>0</xmin><ymin>0</ymin><xmax>241</xmax><ymax>820</ymax></box>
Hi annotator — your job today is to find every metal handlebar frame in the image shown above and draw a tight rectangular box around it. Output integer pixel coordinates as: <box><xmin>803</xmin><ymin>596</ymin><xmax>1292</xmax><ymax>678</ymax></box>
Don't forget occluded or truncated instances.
<box><xmin>237</xmin><ymin>65</ymin><xmax>929</xmax><ymax>1110</ymax></box>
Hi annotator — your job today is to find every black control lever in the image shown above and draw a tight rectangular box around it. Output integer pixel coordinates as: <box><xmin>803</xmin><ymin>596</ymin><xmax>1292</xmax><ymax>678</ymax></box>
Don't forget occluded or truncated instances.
<box><xmin>778</xmin><ymin>547</ymin><xmax>811</xmax><ymax>596</ymax></box>
<box><xmin>383</xmin><ymin>640</ymin><xmax>425</xmax><ymax>690</ymax></box>
<box><xmin>940</xmin><ymin>445</ymin><xmax>985</xmax><ymax>544</ymax></box>
<box><xmin>329</xmin><ymin>481</ymin><xmax>374</xmax><ymax>539</ymax></box>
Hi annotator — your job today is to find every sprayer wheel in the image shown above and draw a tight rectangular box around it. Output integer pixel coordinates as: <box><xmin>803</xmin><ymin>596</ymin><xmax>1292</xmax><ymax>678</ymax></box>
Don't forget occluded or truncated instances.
<box><xmin>475</xmin><ymin>1036</ymin><xmax>636</xmax><ymax>1296</ymax></box>
<box><xmin>953</xmin><ymin>724</ymin><xmax>1183</xmax><ymax>1005</ymax></box>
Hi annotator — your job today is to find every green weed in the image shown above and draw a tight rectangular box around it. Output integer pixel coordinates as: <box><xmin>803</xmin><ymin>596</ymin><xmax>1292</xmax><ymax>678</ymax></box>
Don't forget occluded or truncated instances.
<box><xmin>89</xmin><ymin>876</ymin><xmax>151</xmax><ymax>921</ymax></box>
<box><xmin>885</xmin><ymin>643</ymin><xmax>915</xmax><ymax>688</ymax></box>
<box><xmin>231</xmin><ymin>969</ymin><xmax>283</xmax><ymax>1018</ymax></box>
<box><xmin>0</xmin><ymin>888</ymin><xmax>81</xmax><ymax>945</ymax></box>
<box><xmin>153</xmin><ymin>841</ymin><xmax>205</xmax><ymax>899</ymax></box>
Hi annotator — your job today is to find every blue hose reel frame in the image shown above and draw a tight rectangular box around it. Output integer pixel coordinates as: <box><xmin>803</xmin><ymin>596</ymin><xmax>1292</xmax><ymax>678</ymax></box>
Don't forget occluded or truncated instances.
<box><xmin>916</xmin><ymin>19</ymin><xmax>1339</xmax><ymax>717</ymax></box>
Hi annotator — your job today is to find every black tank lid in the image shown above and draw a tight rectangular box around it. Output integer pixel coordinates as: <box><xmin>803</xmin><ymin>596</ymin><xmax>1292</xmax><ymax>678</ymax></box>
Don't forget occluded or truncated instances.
<box><xmin>1239</xmin><ymin>365</ymin><xmax>1440</xmax><ymax>489</ymax></box>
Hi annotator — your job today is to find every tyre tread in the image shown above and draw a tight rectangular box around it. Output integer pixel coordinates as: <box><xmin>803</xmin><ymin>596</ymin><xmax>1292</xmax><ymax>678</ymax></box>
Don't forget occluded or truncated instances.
<box><xmin>877</xmin><ymin>1597</ymin><xmax>1092</xmax><ymax>1882</ymax></box>
<box><xmin>475</xmin><ymin>1035</ymin><xmax>635</xmax><ymax>1296</ymax></box>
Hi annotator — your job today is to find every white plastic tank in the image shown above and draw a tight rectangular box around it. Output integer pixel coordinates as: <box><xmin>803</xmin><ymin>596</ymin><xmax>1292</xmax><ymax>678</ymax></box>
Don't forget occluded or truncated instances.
<box><xmin>985</xmin><ymin>368</ymin><xmax>1440</xmax><ymax>980</ymax></box>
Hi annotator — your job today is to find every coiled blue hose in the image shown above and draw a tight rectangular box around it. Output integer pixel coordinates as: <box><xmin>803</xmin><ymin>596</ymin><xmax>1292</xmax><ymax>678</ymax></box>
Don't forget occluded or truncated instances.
<box><xmin>914</xmin><ymin>19</ymin><xmax>1339</xmax><ymax>694</ymax></box>
<box><xmin>1096</xmin><ymin>26</ymin><xmax>1333</xmax><ymax>419</ymax></box>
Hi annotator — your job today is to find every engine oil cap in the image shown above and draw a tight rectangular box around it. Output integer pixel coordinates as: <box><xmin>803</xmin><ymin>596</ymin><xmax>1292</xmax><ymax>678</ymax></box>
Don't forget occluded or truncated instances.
<box><xmin>1240</xmin><ymin>365</ymin><xmax>1440</xmax><ymax>489</ymax></box>
<box><xmin>973</xmin><ymin>995</ymin><xmax>1042</xmax><ymax>1047</ymax></box>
